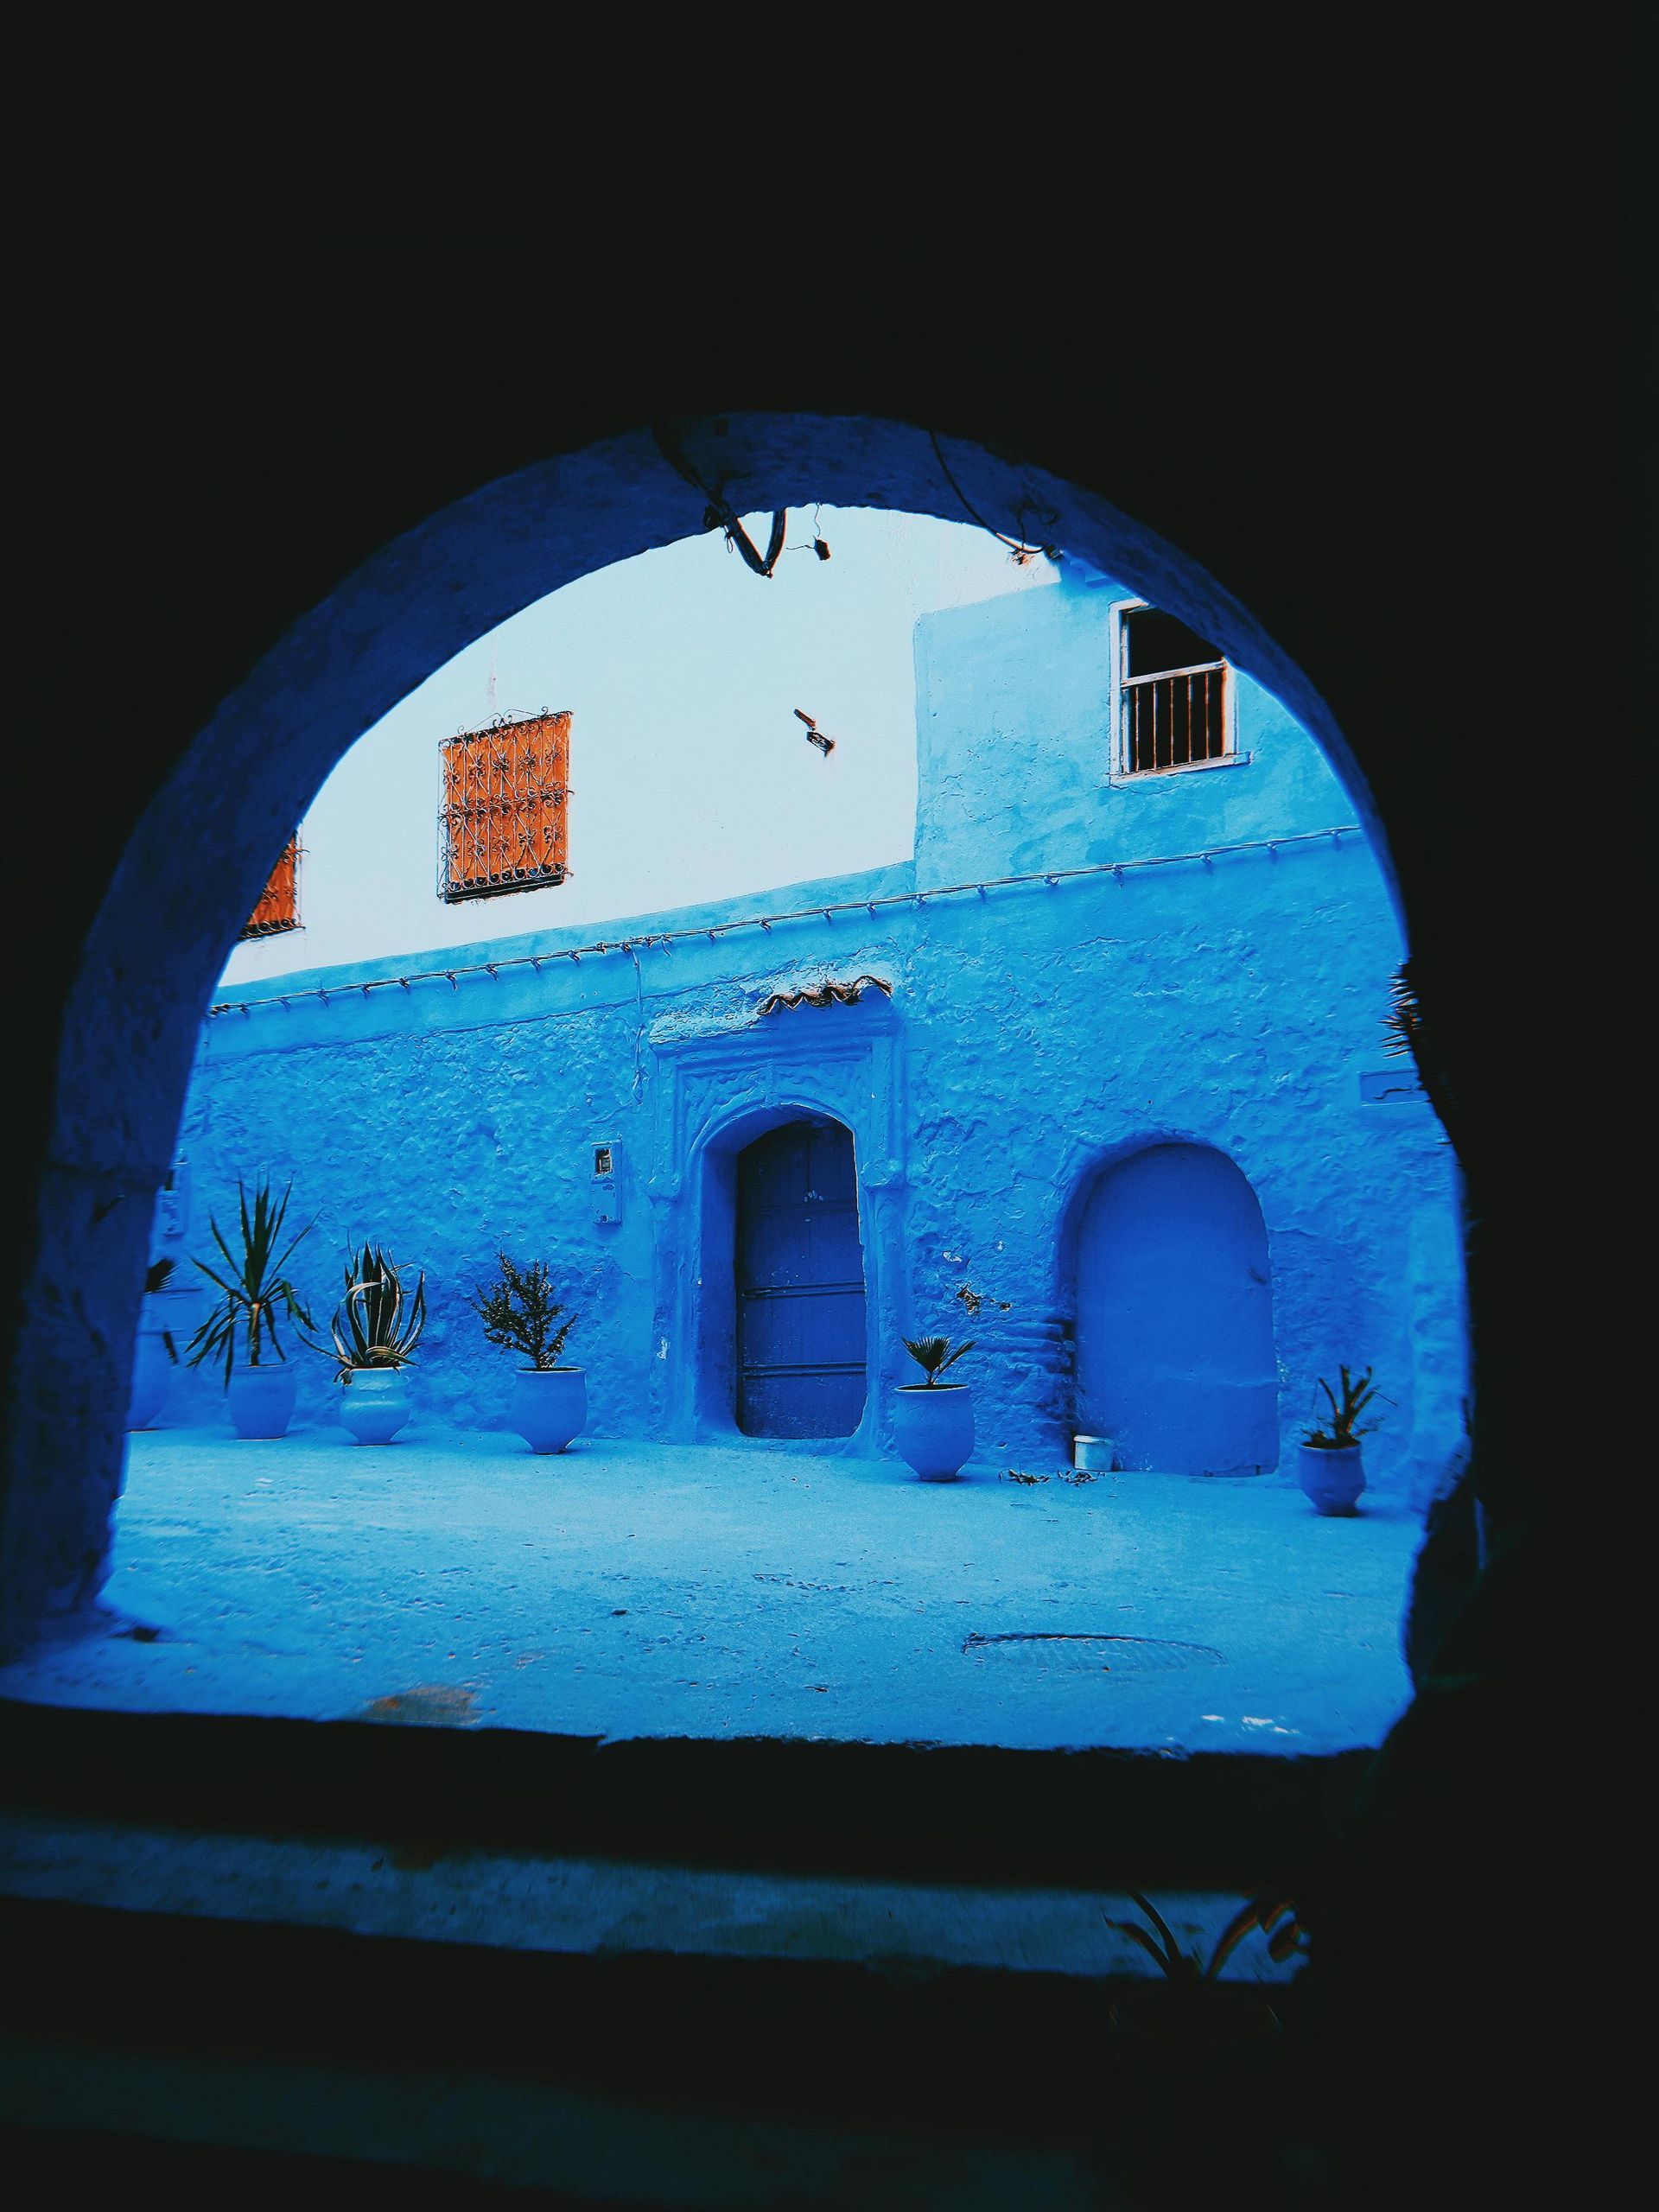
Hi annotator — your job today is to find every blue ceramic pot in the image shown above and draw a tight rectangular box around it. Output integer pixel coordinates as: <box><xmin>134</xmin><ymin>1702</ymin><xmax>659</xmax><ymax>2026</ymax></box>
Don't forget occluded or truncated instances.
<box><xmin>127</xmin><ymin>1328</ymin><xmax>172</xmax><ymax>1430</ymax></box>
<box><xmin>892</xmin><ymin>1385</ymin><xmax>974</xmax><ymax>1481</ymax></box>
<box><xmin>512</xmin><ymin>1368</ymin><xmax>587</xmax><ymax>1454</ymax></box>
<box><xmin>339</xmin><ymin>1368</ymin><xmax>411</xmax><ymax>1446</ymax></box>
<box><xmin>227</xmin><ymin>1363</ymin><xmax>297</xmax><ymax>1441</ymax></box>
<box><xmin>1298</xmin><ymin>1442</ymin><xmax>1365</xmax><ymax>1515</ymax></box>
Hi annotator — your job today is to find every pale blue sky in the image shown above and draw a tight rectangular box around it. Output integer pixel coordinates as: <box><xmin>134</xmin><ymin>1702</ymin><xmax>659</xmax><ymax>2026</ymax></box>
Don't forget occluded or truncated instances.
<box><xmin>223</xmin><ymin>508</ymin><xmax>1055</xmax><ymax>985</ymax></box>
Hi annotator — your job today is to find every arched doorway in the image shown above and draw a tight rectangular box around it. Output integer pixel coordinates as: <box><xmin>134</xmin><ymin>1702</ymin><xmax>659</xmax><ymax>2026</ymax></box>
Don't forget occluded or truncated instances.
<box><xmin>1074</xmin><ymin>1143</ymin><xmax>1278</xmax><ymax>1475</ymax></box>
<box><xmin>734</xmin><ymin>1119</ymin><xmax>867</xmax><ymax>1440</ymax></box>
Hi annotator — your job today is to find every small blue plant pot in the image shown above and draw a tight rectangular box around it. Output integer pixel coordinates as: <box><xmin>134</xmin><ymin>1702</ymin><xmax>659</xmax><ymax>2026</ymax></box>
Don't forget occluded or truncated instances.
<box><xmin>892</xmin><ymin>1385</ymin><xmax>975</xmax><ymax>1481</ymax></box>
<box><xmin>1298</xmin><ymin>1442</ymin><xmax>1365</xmax><ymax>1515</ymax></box>
<box><xmin>512</xmin><ymin>1368</ymin><xmax>587</xmax><ymax>1454</ymax></box>
<box><xmin>339</xmin><ymin>1369</ymin><xmax>412</xmax><ymax>1446</ymax></box>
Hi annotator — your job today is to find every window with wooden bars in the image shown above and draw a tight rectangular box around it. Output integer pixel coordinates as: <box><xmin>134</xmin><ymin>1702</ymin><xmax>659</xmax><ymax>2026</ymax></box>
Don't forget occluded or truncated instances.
<box><xmin>1116</xmin><ymin>604</ymin><xmax>1234</xmax><ymax>776</ymax></box>
<box><xmin>238</xmin><ymin>835</ymin><xmax>301</xmax><ymax>939</ymax></box>
<box><xmin>439</xmin><ymin>711</ymin><xmax>570</xmax><ymax>903</ymax></box>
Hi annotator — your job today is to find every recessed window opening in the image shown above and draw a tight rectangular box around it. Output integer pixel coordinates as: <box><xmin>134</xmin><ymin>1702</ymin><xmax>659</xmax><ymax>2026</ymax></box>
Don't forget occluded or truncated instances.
<box><xmin>1118</xmin><ymin>601</ymin><xmax>1232</xmax><ymax>775</ymax></box>
<box><xmin>3</xmin><ymin>461</ymin><xmax>1468</xmax><ymax>1782</ymax></box>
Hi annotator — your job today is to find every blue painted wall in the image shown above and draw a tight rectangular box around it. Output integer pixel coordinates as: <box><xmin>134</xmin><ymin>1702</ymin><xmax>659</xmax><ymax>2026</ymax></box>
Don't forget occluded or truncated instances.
<box><xmin>155</xmin><ymin>572</ymin><xmax>1466</xmax><ymax>1500</ymax></box>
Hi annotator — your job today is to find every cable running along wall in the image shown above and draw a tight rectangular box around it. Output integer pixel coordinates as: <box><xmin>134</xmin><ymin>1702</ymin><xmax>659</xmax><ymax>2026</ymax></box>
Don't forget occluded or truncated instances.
<box><xmin>209</xmin><ymin>823</ymin><xmax>1360</xmax><ymax>1021</ymax></box>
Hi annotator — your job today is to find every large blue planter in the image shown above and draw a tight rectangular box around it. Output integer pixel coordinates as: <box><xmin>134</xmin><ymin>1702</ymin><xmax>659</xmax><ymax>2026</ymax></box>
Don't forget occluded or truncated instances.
<box><xmin>892</xmin><ymin>1385</ymin><xmax>975</xmax><ymax>1481</ymax></box>
<box><xmin>227</xmin><ymin>1363</ymin><xmax>297</xmax><ymax>1441</ymax></box>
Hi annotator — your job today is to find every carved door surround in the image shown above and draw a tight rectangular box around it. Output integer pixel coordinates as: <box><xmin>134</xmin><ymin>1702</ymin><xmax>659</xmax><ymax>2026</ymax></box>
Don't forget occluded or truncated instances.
<box><xmin>646</xmin><ymin>996</ymin><xmax>906</xmax><ymax>1450</ymax></box>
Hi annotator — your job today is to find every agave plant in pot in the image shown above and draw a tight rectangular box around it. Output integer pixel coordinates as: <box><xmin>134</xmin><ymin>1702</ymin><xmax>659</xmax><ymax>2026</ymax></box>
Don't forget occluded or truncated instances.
<box><xmin>892</xmin><ymin>1333</ymin><xmax>976</xmax><ymax>1481</ymax></box>
<box><xmin>315</xmin><ymin>1243</ymin><xmax>427</xmax><ymax>1445</ymax></box>
<box><xmin>471</xmin><ymin>1253</ymin><xmax>584</xmax><ymax>1454</ymax></box>
<box><xmin>1299</xmin><ymin>1363</ymin><xmax>1382</xmax><ymax>1515</ymax></box>
<box><xmin>186</xmin><ymin>1179</ymin><xmax>314</xmax><ymax>1440</ymax></box>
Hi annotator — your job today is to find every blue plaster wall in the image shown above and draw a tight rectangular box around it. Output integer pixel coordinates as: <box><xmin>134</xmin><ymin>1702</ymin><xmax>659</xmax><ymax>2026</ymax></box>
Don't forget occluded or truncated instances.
<box><xmin>155</xmin><ymin>575</ymin><xmax>1466</xmax><ymax>1501</ymax></box>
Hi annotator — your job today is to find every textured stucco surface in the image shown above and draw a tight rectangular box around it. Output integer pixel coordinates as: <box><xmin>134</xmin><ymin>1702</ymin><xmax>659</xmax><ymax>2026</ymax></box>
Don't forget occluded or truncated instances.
<box><xmin>158</xmin><ymin>575</ymin><xmax>1465</xmax><ymax>1499</ymax></box>
<box><xmin>0</xmin><ymin>1427</ymin><xmax>1419</xmax><ymax>1754</ymax></box>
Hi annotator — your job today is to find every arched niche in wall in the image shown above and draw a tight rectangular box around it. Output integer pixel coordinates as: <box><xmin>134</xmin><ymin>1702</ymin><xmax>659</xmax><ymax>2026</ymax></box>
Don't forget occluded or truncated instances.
<box><xmin>2</xmin><ymin>412</ymin><xmax>1391</xmax><ymax>1652</ymax></box>
<box><xmin>1073</xmin><ymin>1142</ymin><xmax>1279</xmax><ymax>1476</ymax></box>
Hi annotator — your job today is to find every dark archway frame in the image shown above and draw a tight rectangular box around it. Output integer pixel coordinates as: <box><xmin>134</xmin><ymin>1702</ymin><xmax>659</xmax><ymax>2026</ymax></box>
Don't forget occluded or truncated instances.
<box><xmin>2</xmin><ymin>411</ymin><xmax>1400</xmax><ymax>1653</ymax></box>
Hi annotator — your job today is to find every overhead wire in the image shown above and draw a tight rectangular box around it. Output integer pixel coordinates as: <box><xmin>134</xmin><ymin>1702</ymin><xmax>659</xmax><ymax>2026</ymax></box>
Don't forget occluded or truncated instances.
<box><xmin>210</xmin><ymin>824</ymin><xmax>1361</xmax><ymax>1021</ymax></box>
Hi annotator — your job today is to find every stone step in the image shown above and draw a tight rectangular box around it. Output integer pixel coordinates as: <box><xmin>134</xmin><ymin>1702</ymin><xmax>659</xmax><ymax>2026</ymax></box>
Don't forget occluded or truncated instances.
<box><xmin>0</xmin><ymin>1696</ymin><xmax>1369</xmax><ymax>1891</ymax></box>
<box><xmin>0</xmin><ymin>1814</ymin><xmax>1319</xmax><ymax>2205</ymax></box>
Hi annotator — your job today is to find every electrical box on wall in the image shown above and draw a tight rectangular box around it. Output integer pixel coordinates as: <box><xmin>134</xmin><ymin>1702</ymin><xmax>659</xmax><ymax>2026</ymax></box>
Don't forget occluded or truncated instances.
<box><xmin>156</xmin><ymin>1153</ymin><xmax>192</xmax><ymax>1248</ymax></box>
<box><xmin>591</xmin><ymin>1141</ymin><xmax>623</xmax><ymax>1225</ymax></box>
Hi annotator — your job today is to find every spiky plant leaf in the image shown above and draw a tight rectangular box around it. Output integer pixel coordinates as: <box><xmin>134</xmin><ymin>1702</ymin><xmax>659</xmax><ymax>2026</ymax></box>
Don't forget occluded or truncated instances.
<box><xmin>901</xmin><ymin>1335</ymin><xmax>976</xmax><ymax>1386</ymax></box>
<box><xmin>186</xmin><ymin>1179</ymin><xmax>314</xmax><ymax>1378</ymax></box>
<box><xmin>1106</xmin><ymin>1920</ymin><xmax>1179</xmax><ymax>1974</ymax></box>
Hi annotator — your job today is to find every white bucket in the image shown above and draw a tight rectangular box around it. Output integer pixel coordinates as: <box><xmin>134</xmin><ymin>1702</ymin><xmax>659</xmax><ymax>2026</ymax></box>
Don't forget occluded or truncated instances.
<box><xmin>1073</xmin><ymin>1433</ymin><xmax>1117</xmax><ymax>1472</ymax></box>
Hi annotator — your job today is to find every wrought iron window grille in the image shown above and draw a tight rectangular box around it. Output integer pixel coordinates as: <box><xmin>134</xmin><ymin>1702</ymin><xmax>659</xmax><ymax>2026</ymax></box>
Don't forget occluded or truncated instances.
<box><xmin>1115</xmin><ymin>604</ymin><xmax>1234</xmax><ymax>778</ymax></box>
<box><xmin>238</xmin><ymin>834</ymin><xmax>302</xmax><ymax>939</ymax></box>
<box><xmin>438</xmin><ymin>710</ymin><xmax>570</xmax><ymax>904</ymax></box>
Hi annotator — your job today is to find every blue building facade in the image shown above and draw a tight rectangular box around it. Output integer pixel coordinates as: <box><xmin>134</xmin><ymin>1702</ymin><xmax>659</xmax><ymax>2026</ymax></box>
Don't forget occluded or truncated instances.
<box><xmin>158</xmin><ymin>572</ymin><xmax>1466</xmax><ymax>1499</ymax></box>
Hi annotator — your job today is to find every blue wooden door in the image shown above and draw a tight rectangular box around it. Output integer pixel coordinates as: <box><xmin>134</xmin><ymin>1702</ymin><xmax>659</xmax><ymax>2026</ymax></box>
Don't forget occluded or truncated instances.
<box><xmin>736</xmin><ymin>1120</ymin><xmax>868</xmax><ymax>1439</ymax></box>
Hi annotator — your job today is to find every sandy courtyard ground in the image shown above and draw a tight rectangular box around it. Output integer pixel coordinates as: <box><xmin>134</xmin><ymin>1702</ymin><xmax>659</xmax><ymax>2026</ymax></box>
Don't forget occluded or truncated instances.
<box><xmin>0</xmin><ymin>1426</ymin><xmax>1422</xmax><ymax>1754</ymax></box>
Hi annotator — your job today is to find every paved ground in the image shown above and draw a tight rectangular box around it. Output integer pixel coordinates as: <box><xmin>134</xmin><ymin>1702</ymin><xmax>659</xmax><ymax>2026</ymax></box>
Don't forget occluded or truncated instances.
<box><xmin>0</xmin><ymin>1426</ymin><xmax>1423</xmax><ymax>1753</ymax></box>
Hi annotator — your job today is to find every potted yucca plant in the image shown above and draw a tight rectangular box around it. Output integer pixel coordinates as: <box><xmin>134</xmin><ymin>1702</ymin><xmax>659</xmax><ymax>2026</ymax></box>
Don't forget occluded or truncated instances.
<box><xmin>314</xmin><ymin>1242</ymin><xmax>427</xmax><ymax>1446</ymax></box>
<box><xmin>1299</xmin><ymin>1364</ymin><xmax>1382</xmax><ymax>1515</ymax></box>
<box><xmin>186</xmin><ymin>1179</ymin><xmax>314</xmax><ymax>1440</ymax></box>
<box><xmin>471</xmin><ymin>1253</ymin><xmax>584</xmax><ymax>1454</ymax></box>
<box><xmin>892</xmin><ymin>1333</ymin><xmax>976</xmax><ymax>1481</ymax></box>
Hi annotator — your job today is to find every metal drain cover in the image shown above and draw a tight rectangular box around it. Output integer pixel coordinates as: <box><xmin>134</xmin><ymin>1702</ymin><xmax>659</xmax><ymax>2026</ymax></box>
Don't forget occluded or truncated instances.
<box><xmin>963</xmin><ymin>1632</ymin><xmax>1224</xmax><ymax>1673</ymax></box>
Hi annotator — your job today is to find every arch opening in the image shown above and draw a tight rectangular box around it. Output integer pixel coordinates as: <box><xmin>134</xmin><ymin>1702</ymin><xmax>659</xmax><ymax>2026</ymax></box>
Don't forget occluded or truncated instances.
<box><xmin>0</xmin><ymin>415</ymin><xmax>1465</xmax><ymax>1775</ymax></box>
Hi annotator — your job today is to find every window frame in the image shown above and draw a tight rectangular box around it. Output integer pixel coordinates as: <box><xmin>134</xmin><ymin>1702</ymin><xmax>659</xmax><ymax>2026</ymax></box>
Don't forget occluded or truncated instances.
<box><xmin>1106</xmin><ymin>597</ymin><xmax>1248</xmax><ymax>785</ymax></box>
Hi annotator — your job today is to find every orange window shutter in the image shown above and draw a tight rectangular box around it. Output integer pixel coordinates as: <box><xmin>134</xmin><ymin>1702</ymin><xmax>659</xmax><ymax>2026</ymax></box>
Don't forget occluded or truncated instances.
<box><xmin>239</xmin><ymin>835</ymin><xmax>301</xmax><ymax>939</ymax></box>
<box><xmin>440</xmin><ymin>711</ymin><xmax>570</xmax><ymax>902</ymax></box>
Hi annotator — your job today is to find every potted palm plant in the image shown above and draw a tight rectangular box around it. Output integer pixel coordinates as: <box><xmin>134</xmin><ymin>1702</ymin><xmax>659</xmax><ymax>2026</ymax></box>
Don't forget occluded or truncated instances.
<box><xmin>471</xmin><ymin>1253</ymin><xmax>584</xmax><ymax>1454</ymax></box>
<box><xmin>892</xmin><ymin>1334</ymin><xmax>976</xmax><ymax>1480</ymax></box>
<box><xmin>186</xmin><ymin>1179</ymin><xmax>314</xmax><ymax>1440</ymax></box>
<box><xmin>315</xmin><ymin>1242</ymin><xmax>426</xmax><ymax>1446</ymax></box>
<box><xmin>1299</xmin><ymin>1364</ymin><xmax>1382</xmax><ymax>1515</ymax></box>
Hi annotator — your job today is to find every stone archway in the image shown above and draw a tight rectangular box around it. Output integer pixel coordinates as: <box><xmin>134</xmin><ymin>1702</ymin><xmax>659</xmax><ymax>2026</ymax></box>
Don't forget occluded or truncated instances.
<box><xmin>0</xmin><ymin>413</ymin><xmax>1392</xmax><ymax>1652</ymax></box>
